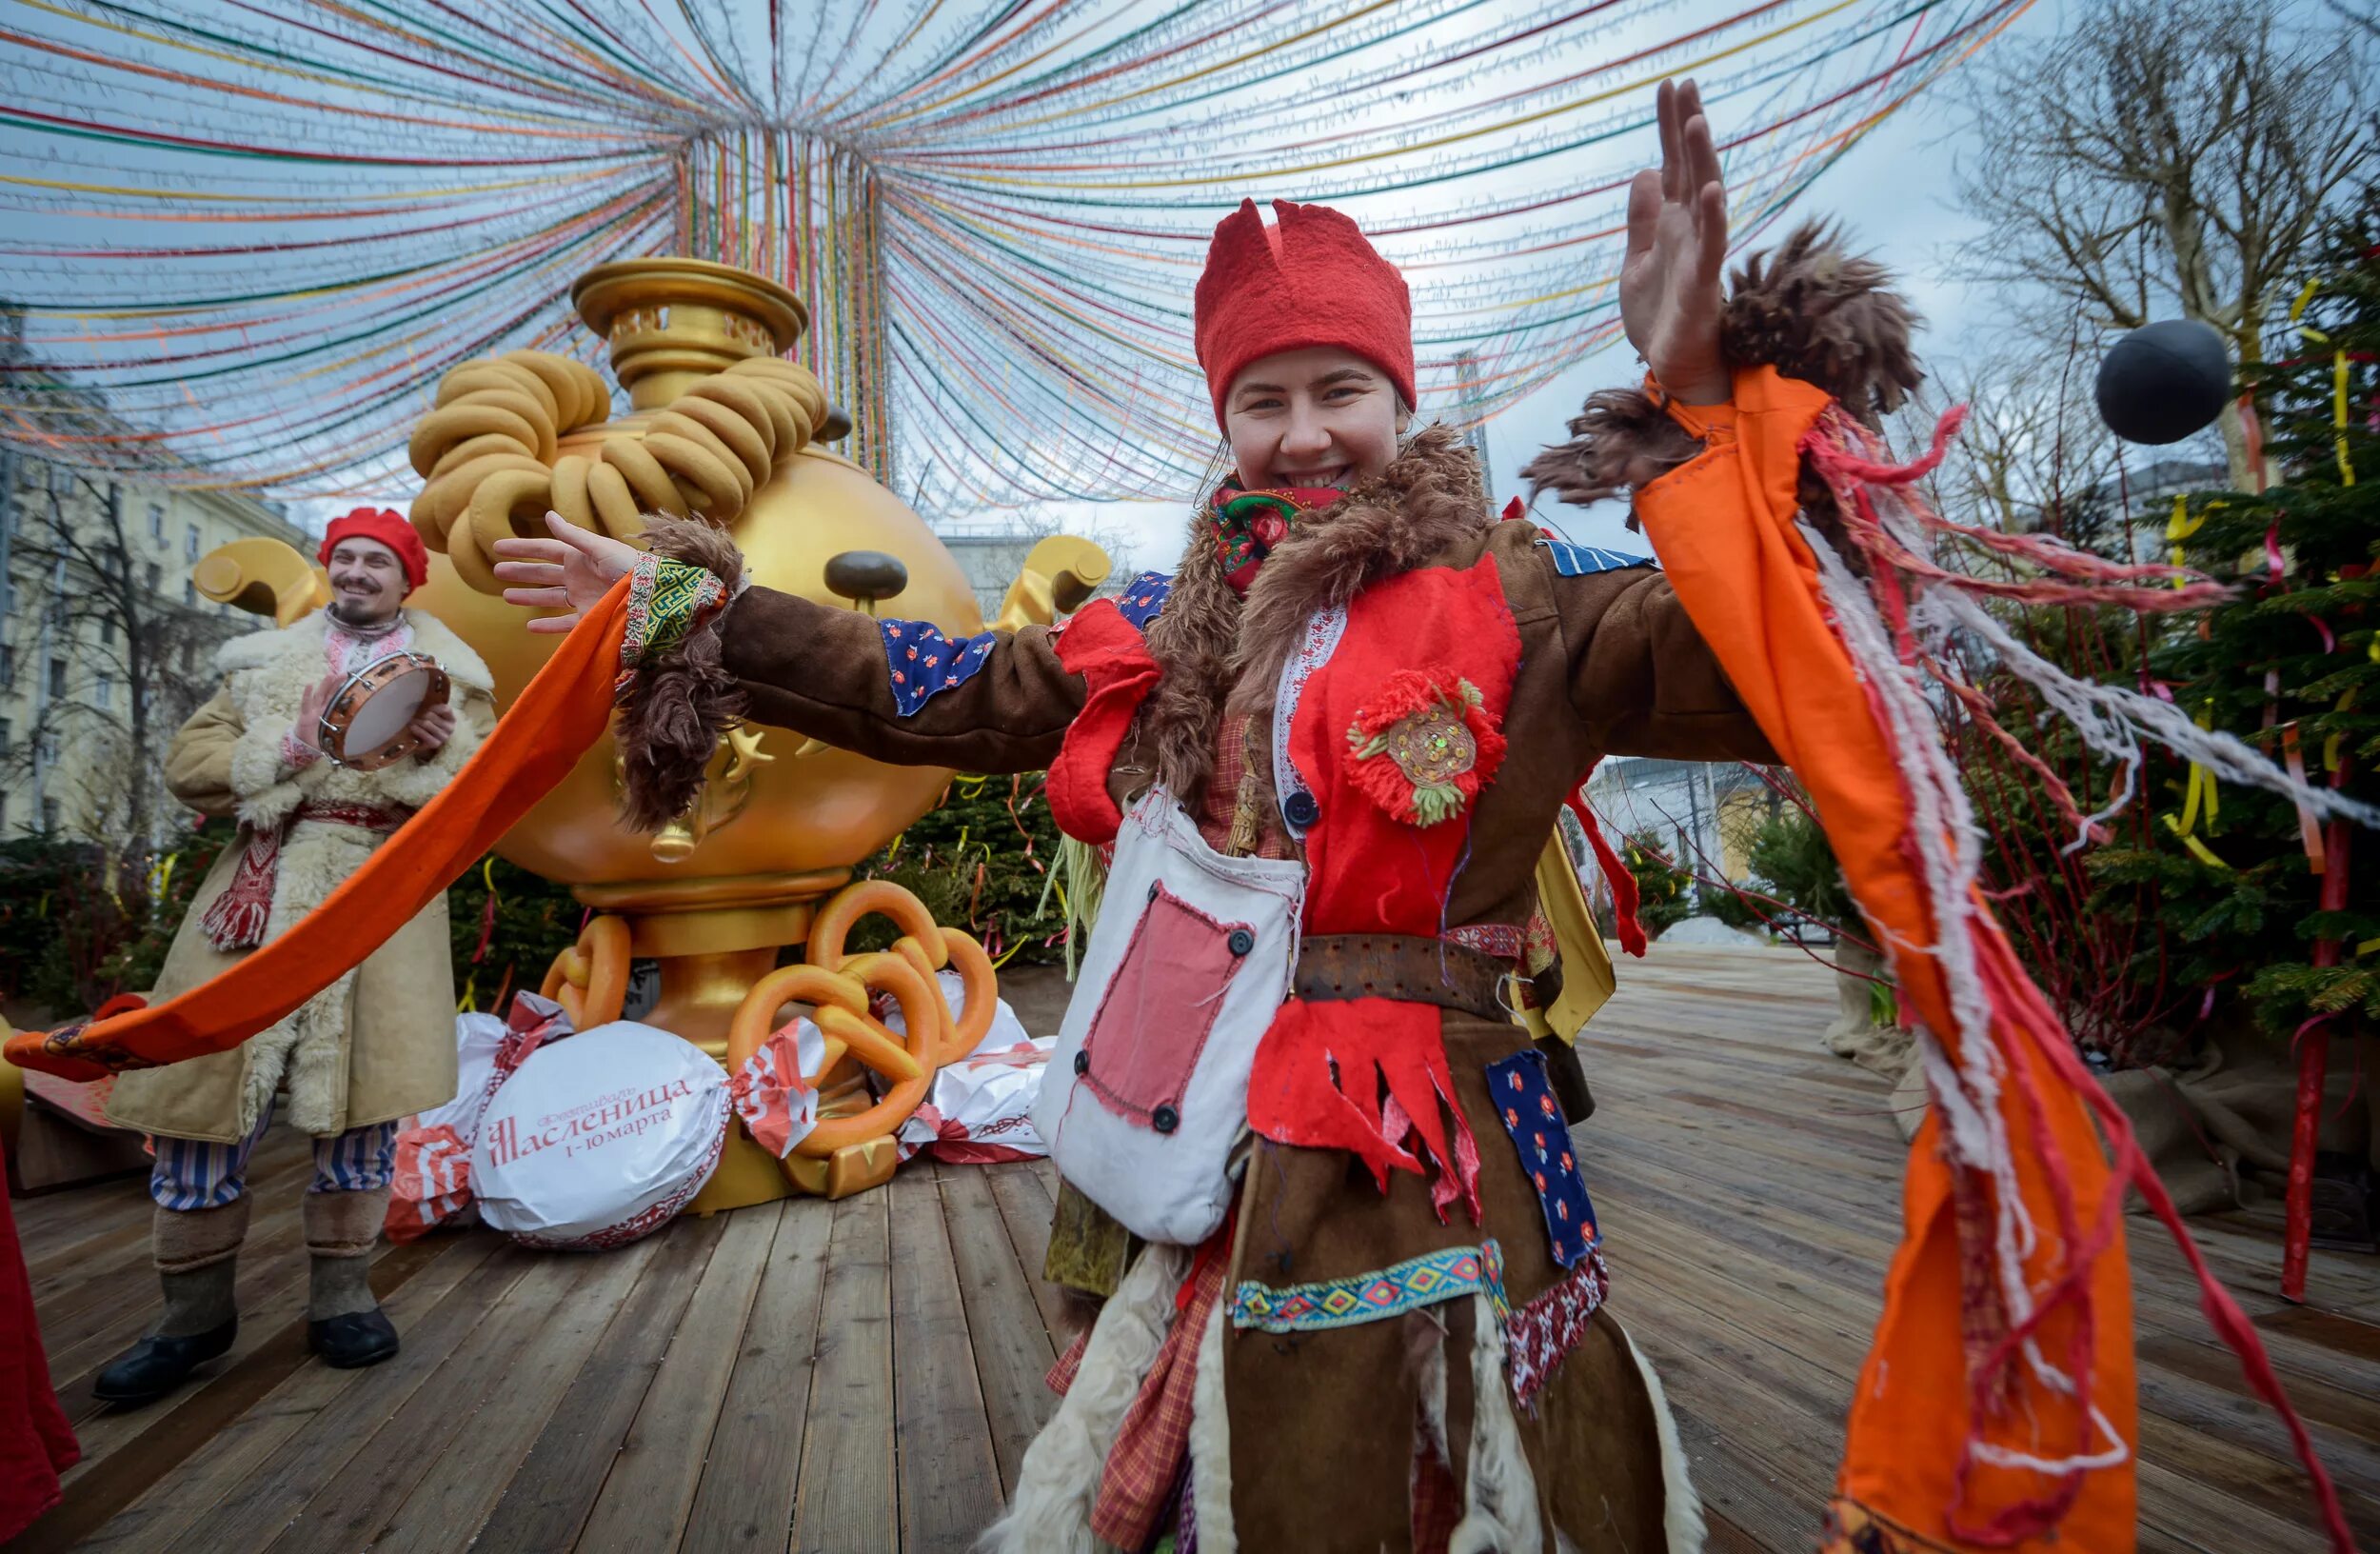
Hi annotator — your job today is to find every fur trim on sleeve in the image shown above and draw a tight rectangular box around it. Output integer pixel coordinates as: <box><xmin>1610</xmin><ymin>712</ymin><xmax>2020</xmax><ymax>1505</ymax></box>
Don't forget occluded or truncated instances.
<box><xmin>615</xmin><ymin>515</ymin><xmax>751</xmax><ymax>833</ymax></box>
<box><xmin>228</xmin><ymin>720</ymin><xmax>314</xmax><ymax>828</ymax></box>
<box><xmin>1521</xmin><ymin>219</ymin><xmax>1922</xmax><ymax>526</ymax></box>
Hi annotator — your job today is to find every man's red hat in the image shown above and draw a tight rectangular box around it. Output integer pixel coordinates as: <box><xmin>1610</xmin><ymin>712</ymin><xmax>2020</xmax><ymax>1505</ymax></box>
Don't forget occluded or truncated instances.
<box><xmin>319</xmin><ymin>507</ymin><xmax>429</xmax><ymax>593</ymax></box>
<box><xmin>1193</xmin><ymin>198</ymin><xmax>1416</xmax><ymax>432</ymax></box>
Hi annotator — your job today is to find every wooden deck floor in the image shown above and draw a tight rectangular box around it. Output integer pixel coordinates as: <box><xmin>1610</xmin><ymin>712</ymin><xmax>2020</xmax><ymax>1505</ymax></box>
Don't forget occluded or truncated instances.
<box><xmin>11</xmin><ymin>944</ymin><xmax>2378</xmax><ymax>1552</ymax></box>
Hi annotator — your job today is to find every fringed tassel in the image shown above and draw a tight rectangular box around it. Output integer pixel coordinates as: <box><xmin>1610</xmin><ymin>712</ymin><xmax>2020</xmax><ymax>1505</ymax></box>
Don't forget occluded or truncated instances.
<box><xmin>199</xmin><ymin>824</ymin><xmax>281</xmax><ymax>951</ymax></box>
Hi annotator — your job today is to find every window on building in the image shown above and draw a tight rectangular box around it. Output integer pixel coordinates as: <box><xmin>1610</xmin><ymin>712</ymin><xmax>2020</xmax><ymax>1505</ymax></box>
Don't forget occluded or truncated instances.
<box><xmin>0</xmin><ymin>792</ymin><xmax>9</xmax><ymax>833</ymax></box>
<box><xmin>0</xmin><ymin>717</ymin><xmax>10</xmax><ymax>757</ymax></box>
<box><xmin>40</xmin><ymin>797</ymin><xmax>58</xmax><ymax>833</ymax></box>
<box><xmin>0</xmin><ymin>645</ymin><xmax>11</xmax><ymax>683</ymax></box>
<box><xmin>100</xmin><ymin>617</ymin><xmax>114</xmax><ymax>647</ymax></box>
<box><xmin>145</xmin><ymin>562</ymin><xmax>161</xmax><ymax>593</ymax></box>
<box><xmin>185</xmin><ymin>580</ymin><xmax>197</xmax><ymax>608</ymax></box>
<box><xmin>149</xmin><ymin>502</ymin><xmax>165</xmax><ymax>541</ymax></box>
<box><xmin>102</xmin><ymin>550</ymin><xmax>124</xmax><ymax>579</ymax></box>
<box><xmin>95</xmin><ymin>672</ymin><xmax>111</xmax><ymax>710</ymax></box>
<box><xmin>48</xmin><ymin>657</ymin><xmax>65</xmax><ymax>698</ymax></box>
<box><xmin>186</xmin><ymin>523</ymin><xmax>201</xmax><ymax>560</ymax></box>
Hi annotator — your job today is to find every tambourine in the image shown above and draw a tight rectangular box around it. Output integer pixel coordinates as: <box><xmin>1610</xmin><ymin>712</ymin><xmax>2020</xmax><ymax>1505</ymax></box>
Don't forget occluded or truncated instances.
<box><xmin>319</xmin><ymin>649</ymin><xmax>449</xmax><ymax>770</ymax></box>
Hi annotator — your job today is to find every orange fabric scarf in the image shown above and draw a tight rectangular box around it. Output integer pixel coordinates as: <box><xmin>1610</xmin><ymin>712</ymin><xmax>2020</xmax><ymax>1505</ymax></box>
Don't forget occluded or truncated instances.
<box><xmin>1640</xmin><ymin>368</ymin><xmax>2348</xmax><ymax>1553</ymax></box>
<box><xmin>6</xmin><ymin>578</ymin><xmax>630</xmax><ymax>1084</ymax></box>
<box><xmin>1636</xmin><ymin>369</ymin><xmax>2137</xmax><ymax>1551</ymax></box>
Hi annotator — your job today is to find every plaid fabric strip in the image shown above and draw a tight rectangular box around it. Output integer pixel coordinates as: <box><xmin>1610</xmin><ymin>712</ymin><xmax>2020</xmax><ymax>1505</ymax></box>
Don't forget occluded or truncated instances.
<box><xmin>1230</xmin><ymin>1241</ymin><xmax>1507</xmax><ymax>1333</ymax></box>
<box><xmin>1200</xmin><ymin>716</ymin><xmax>1294</xmax><ymax>859</ymax></box>
<box><xmin>1089</xmin><ymin>1245</ymin><xmax>1230</xmax><ymax>1550</ymax></box>
<box><xmin>1046</xmin><ymin>1329</ymin><xmax>1087</xmax><ymax>1396</ymax></box>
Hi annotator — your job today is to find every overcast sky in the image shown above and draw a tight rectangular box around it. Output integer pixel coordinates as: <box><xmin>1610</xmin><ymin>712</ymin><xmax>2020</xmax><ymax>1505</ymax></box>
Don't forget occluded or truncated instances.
<box><xmin>923</xmin><ymin>0</ymin><xmax>2051</xmax><ymax>577</ymax></box>
<box><xmin>273</xmin><ymin>0</ymin><xmax>2067</xmax><ymax>563</ymax></box>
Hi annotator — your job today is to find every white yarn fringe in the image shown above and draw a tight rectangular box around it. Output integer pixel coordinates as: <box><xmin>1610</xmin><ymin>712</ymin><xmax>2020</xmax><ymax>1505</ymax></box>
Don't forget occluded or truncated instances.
<box><xmin>976</xmin><ymin>1245</ymin><xmax>1186</xmax><ymax>1554</ymax></box>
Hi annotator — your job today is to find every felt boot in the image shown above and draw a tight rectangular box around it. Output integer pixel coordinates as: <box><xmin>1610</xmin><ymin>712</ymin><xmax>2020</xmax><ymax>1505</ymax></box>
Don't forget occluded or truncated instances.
<box><xmin>93</xmin><ymin>1197</ymin><xmax>250</xmax><ymax>1406</ymax></box>
<box><xmin>303</xmin><ymin>1185</ymin><xmax>398</xmax><ymax>1368</ymax></box>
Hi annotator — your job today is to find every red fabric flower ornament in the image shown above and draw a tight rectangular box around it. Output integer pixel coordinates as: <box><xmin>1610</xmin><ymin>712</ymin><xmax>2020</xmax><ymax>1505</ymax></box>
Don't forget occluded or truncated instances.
<box><xmin>1342</xmin><ymin>667</ymin><xmax>1506</xmax><ymax>827</ymax></box>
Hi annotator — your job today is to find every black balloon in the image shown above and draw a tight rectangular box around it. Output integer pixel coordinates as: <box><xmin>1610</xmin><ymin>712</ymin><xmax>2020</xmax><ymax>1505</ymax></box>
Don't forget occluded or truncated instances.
<box><xmin>2093</xmin><ymin>319</ymin><xmax>2231</xmax><ymax>445</ymax></box>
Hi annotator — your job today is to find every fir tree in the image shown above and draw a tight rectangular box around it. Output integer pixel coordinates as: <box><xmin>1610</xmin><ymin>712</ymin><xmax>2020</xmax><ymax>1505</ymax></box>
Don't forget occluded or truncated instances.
<box><xmin>2089</xmin><ymin>186</ymin><xmax>2380</xmax><ymax>1040</ymax></box>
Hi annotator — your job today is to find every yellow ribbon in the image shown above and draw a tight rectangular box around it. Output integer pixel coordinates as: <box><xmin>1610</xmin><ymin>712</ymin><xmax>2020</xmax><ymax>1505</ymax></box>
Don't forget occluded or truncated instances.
<box><xmin>2165</xmin><ymin>700</ymin><xmax>2229</xmax><ymax>867</ymax></box>
<box><xmin>2167</xmin><ymin>495</ymin><xmax>2219</xmax><ymax>585</ymax></box>
<box><xmin>2290</xmin><ymin>279</ymin><xmax>2356</xmax><ymax>487</ymax></box>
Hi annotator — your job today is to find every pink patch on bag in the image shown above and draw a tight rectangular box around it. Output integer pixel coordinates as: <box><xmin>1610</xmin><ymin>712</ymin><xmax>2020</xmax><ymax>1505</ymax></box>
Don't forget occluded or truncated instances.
<box><xmin>1080</xmin><ymin>883</ymin><xmax>1251</xmax><ymax>1128</ymax></box>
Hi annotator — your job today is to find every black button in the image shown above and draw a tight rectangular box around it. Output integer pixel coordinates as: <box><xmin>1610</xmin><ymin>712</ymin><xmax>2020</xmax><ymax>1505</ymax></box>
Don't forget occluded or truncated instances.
<box><xmin>1073</xmin><ymin>1050</ymin><xmax>1090</xmax><ymax>1075</ymax></box>
<box><xmin>1151</xmin><ymin>1105</ymin><xmax>1180</xmax><ymax>1133</ymax></box>
<box><xmin>1226</xmin><ymin>927</ymin><xmax>1254</xmax><ymax>957</ymax></box>
<box><xmin>1148</xmin><ymin>881</ymin><xmax>1161</xmax><ymax>903</ymax></box>
<box><xmin>1283</xmin><ymin>790</ymin><xmax>1319</xmax><ymax>828</ymax></box>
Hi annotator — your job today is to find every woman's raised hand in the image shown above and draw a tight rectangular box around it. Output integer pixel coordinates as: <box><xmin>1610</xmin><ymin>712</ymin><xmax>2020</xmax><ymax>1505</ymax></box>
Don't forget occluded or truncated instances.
<box><xmin>491</xmin><ymin>512</ymin><xmax>639</xmax><ymax>633</ymax></box>
<box><xmin>1618</xmin><ymin>78</ymin><xmax>1732</xmax><ymax>407</ymax></box>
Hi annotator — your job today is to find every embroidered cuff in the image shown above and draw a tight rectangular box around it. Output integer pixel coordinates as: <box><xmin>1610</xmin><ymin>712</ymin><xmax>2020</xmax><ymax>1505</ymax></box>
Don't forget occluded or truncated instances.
<box><xmin>280</xmin><ymin>728</ymin><xmax>322</xmax><ymax>774</ymax></box>
<box><xmin>619</xmin><ymin>552</ymin><xmax>732</xmax><ymax>681</ymax></box>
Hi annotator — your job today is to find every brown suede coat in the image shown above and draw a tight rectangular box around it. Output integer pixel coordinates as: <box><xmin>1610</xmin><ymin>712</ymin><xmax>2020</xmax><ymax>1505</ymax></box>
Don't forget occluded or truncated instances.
<box><xmin>686</xmin><ymin>428</ymin><xmax>1769</xmax><ymax>1550</ymax></box>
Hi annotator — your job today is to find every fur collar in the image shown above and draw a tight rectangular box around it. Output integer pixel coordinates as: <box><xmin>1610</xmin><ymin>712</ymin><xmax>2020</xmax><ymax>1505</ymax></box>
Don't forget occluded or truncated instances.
<box><xmin>213</xmin><ymin>606</ymin><xmax>493</xmax><ymax>696</ymax></box>
<box><xmin>1138</xmin><ymin>424</ymin><xmax>1493</xmax><ymax>809</ymax></box>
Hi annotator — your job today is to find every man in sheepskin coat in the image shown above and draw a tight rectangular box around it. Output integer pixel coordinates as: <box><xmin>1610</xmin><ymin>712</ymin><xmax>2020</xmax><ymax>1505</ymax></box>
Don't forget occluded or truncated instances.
<box><xmin>96</xmin><ymin>508</ymin><xmax>493</xmax><ymax>1405</ymax></box>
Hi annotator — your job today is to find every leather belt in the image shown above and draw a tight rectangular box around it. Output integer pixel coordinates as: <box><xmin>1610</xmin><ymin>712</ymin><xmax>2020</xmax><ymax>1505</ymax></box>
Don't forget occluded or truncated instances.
<box><xmin>1293</xmin><ymin>934</ymin><xmax>1513</xmax><ymax>1023</ymax></box>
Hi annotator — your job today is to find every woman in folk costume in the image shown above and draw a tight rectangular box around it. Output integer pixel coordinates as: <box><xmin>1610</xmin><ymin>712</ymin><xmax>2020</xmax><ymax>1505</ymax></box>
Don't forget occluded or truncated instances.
<box><xmin>98</xmin><ymin>508</ymin><xmax>495</xmax><ymax>1403</ymax></box>
<box><xmin>494</xmin><ymin>80</ymin><xmax>1767</xmax><ymax>1552</ymax></box>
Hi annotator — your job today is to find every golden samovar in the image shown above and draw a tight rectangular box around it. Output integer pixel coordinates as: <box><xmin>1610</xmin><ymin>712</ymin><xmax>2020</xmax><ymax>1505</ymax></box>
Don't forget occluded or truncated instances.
<box><xmin>335</xmin><ymin>257</ymin><xmax>1103</xmax><ymax>1208</ymax></box>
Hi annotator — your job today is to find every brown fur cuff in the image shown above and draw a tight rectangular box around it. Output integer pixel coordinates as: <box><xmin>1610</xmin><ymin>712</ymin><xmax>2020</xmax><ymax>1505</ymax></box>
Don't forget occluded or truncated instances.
<box><xmin>1521</xmin><ymin>219</ymin><xmax>1922</xmax><ymax>524</ymax></box>
<box><xmin>616</xmin><ymin>515</ymin><xmax>751</xmax><ymax>833</ymax></box>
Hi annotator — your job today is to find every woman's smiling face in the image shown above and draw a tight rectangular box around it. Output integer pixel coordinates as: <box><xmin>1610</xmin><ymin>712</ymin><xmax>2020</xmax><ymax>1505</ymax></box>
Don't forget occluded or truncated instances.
<box><xmin>1222</xmin><ymin>346</ymin><xmax>1407</xmax><ymax>491</ymax></box>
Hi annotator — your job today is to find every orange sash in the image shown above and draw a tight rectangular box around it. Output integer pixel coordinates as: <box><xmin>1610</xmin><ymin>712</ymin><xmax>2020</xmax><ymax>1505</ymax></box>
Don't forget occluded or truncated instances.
<box><xmin>1636</xmin><ymin>368</ymin><xmax>2138</xmax><ymax>1550</ymax></box>
<box><xmin>5</xmin><ymin>579</ymin><xmax>630</xmax><ymax>1084</ymax></box>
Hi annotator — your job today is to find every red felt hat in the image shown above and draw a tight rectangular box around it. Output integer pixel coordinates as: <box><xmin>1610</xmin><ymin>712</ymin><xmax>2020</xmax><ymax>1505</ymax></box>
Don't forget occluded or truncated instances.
<box><xmin>319</xmin><ymin>507</ymin><xmax>429</xmax><ymax>593</ymax></box>
<box><xmin>1193</xmin><ymin>198</ymin><xmax>1416</xmax><ymax>432</ymax></box>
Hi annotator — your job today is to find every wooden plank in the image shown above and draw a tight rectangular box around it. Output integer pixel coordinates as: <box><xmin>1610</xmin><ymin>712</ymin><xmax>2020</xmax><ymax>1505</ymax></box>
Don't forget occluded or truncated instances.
<box><xmin>679</xmin><ymin>1201</ymin><xmax>834</xmax><ymax>1554</ymax></box>
<box><xmin>982</xmin><ymin>1162</ymin><xmax>1073</xmax><ymax>1351</ymax></box>
<box><xmin>932</xmin><ymin>1162</ymin><xmax>1058</xmax><ymax>1494</ymax></box>
<box><xmin>69</xmin><ymin>1233</ymin><xmax>504</xmax><ymax>1554</ymax></box>
<box><xmin>472</xmin><ymin>1214</ymin><xmax>729</xmax><ymax>1554</ymax></box>
<box><xmin>790</xmin><ymin>1191</ymin><xmax>896</xmax><ymax>1554</ymax></box>
<box><xmin>14</xmin><ymin>1234</ymin><xmax>510</xmax><ymax>1554</ymax></box>
<box><xmin>887</xmin><ymin>1166</ymin><xmax>1002</xmax><ymax>1551</ymax></box>
<box><xmin>366</xmin><ymin>1232</ymin><xmax>673</xmax><ymax>1554</ymax></box>
<box><xmin>574</xmin><ymin>1204</ymin><xmax>783</xmax><ymax>1554</ymax></box>
<box><xmin>160</xmin><ymin>1246</ymin><xmax>564</xmax><ymax>1551</ymax></box>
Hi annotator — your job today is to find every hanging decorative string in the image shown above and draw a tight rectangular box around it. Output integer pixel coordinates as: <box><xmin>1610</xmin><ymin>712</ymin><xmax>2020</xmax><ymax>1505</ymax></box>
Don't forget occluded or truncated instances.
<box><xmin>1</xmin><ymin>0</ymin><xmax>2026</xmax><ymax>504</ymax></box>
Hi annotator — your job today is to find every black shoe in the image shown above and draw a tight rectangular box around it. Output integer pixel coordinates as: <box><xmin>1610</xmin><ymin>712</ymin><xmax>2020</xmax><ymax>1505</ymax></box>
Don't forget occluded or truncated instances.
<box><xmin>307</xmin><ymin>1307</ymin><xmax>399</xmax><ymax>1368</ymax></box>
<box><xmin>91</xmin><ymin>1319</ymin><xmax>238</xmax><ymax>1406</ymax></box>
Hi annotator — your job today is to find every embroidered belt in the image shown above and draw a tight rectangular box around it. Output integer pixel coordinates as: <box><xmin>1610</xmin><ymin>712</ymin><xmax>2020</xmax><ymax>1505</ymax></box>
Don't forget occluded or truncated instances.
<box><xmin>1293</xmin><ymin>934</ymin><xmax>1513</xmax><ymax>1022</ymax></box>
<box><xmin>293</xmin><ymin>800</ymin><xmax>410</xmax><ymax>830</ymax></box>
<box><xmin>1230</xmin><ymin>1240</ymin><xmax>1506</xmax><ymax>1332</ymax></box>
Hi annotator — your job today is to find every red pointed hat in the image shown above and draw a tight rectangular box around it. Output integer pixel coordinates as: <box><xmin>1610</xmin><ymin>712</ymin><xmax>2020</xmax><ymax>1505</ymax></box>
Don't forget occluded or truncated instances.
<box><xmin>1194</xmin><ymin>198</ymin><xmax>1416</xmax><ymax>431</ymax></box>
<box><xmin>319</xmin><ymin>506</ymin><xmax>429</xmax><ymax>592</ymax></box>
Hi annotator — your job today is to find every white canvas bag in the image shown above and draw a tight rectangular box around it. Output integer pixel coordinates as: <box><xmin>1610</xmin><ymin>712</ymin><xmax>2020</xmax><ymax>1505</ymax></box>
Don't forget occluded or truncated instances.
<box><xmin>1032</xmin><ymin>788</ymin><xmax>1305</xmax><ymax>1245</ymax></box>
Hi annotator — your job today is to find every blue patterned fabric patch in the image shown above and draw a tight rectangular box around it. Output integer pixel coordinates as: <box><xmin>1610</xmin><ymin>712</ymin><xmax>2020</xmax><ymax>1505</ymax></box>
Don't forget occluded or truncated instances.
<box><xmin>1537</xmin><ymin>537</ymin><xmax>1655</xmax><ymax>578</ymax></box>
<box><xmin>880</xmin><ymin>616</ymin><xmax>1001</xmax><ymax>716</ymax></box>
<box><xmin>1230</xmin><ymin>1241</ymin><xmax>1506</xmax><ymax>1332</ymax></box>
<box><xmin>1485</xmin><ymin>1049</ymin><xmax>1600</xmax><ymax>1268</ymax></box>
<box><xmin>1113</xmin><ymin>570</ymin><xmax>1173</xmax><ymax>631</ymax></box>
